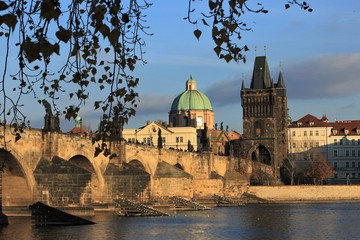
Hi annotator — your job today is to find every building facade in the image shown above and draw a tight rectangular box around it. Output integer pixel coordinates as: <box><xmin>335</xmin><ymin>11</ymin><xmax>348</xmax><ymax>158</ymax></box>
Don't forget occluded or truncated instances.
<box><xmin>122</xmin><ymin>121</ymin><xmax>198</xmax><ymax>151</ymax></box>
<box><xmin>287</xmin><ymin>114</ymin><xmax>332</xmax><ymax>170</ymax></box>
<box><xmin>288</xmin><ymin>114</ymin><xmax>360</xmax><ymax>183</ymax></box>
<box><xmin>240</xmin><ymin>56</ymin><xmax>288</xmax><ymax>177</ymax></box>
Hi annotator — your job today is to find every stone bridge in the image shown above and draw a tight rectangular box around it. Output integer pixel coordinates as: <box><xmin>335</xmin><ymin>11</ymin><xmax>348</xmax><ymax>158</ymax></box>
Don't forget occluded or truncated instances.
<box><xmin>0</xmin><ymin>127</ymin><xmax>247</xmax><ymax>208</ymax></box>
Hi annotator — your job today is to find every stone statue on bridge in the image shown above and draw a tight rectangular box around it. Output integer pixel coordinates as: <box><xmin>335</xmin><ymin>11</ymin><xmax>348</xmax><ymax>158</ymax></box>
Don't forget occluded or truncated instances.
<box><xmin>42</xmin><ymin>100</ymin><xmax>60</xmax><ymax>132</ymax></box>
<box><xmin>200</xmin><ymin>123</ymin><xmax>211</xmax><ymax>152</ymax></box>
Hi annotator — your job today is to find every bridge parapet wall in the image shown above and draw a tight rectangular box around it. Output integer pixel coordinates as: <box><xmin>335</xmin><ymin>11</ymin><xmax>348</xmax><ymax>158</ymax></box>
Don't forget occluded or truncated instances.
<box><xmin>125</xmin><ymin>143</ymin><xmax>232</xmax><ymax>179</ymax></box>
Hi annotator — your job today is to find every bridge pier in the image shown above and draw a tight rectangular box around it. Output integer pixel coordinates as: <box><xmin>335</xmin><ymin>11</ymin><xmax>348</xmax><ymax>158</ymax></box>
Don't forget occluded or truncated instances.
<box><xmin>0</xmin><ymin>173</ymin><xmax>8</xmax><ymax>225</ymax></box>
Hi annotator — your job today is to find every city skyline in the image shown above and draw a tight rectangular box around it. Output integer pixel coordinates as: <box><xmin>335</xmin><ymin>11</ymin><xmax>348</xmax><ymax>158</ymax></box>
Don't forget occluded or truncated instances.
<box><xmin>123</xmin><ymin>1</ymin><xmax>360</xmax><ymax>133</ymax></box>
<box><xmin>2</xmin><ymin>1</ymin><xmax>360</xmax><ymax>133</ymax></box>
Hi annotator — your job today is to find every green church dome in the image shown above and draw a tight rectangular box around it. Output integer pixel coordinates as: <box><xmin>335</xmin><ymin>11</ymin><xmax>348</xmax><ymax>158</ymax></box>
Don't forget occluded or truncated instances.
<box><xmin>170</xmin><ymin>77</ymin><xmax>213</xmax><ymax>111</ymax></box>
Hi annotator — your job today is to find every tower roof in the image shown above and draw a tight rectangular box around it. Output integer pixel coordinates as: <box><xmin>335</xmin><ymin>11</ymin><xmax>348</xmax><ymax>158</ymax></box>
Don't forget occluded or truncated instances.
<box><xmin>170</xmin><ymin>76</ymin><xmax>213</xmax><ymax>111</ymax></box>
<box><xmin>250</xmin><ymin>56</ymin><xmax>271</xmax><ymax>89</ymax></box>
<box><xmin>276</xmin><ymin>71</ymin><xmax>285</xmax><ymax>88</ymax></box>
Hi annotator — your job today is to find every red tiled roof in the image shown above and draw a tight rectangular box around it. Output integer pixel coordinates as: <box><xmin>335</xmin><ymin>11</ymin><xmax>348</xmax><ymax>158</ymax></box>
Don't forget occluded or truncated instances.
<box><xmin>289</xmin><ymin>113</ymin><xmax>360</xmax><ymax>136</ymax></box>
<box><xmin>330</xmin><ymin>120</ymin><xmax>360</xmax><ymax>136</ymax></box>
<box><xmin>70</xmin><ymin>127</ymin><xmax>89</xmax><ymax>135</ymax></box>
<box><xmin>289</xmin><ymin>114</ymin><xmax>331</xmax><ymax>128</ymax></box>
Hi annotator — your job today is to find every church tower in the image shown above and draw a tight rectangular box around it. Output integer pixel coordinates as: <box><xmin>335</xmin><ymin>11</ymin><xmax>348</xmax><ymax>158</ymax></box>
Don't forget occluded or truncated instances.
<box><xmin>240</xmin><ymin>56</ymin><xmax>288</xmax><ymax>177</ymax></box>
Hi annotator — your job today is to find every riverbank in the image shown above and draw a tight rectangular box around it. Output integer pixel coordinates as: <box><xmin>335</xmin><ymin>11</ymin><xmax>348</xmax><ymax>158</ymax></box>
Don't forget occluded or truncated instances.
<box><xmin>246</xmin><ymin>185</ymin><xmax>360</xmax><ymax>202</ymax></box>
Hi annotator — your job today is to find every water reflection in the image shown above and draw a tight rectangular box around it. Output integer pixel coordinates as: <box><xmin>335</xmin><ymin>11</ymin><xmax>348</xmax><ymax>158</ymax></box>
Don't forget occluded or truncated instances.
<box><xmin>1</xmin><ymin>203</ymin><xmax>360</xmax><ymax>240</ymax></box>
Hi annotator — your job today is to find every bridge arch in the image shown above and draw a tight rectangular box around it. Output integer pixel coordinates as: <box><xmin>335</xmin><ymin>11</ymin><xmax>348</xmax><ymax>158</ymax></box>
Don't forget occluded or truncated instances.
<box><xmin>128</xmin><ymin>159</ymin><xmax>148</xmax><ymax>173</ymax></box>
<box><xmin>0</xmin><ymin>148</ymin><xmax>36</xmax><ymax>206</ymax></box>
<box><xmin>174</xmin><ymin>163</ymin><xmax>184</xmax><ymax>170</ymax></box>
<box><xmin>247</xmin><ymin>144</ymin><xmax>272</xmax><ymax>166</ymax></box>
<box><xmin>67</xmin><ymin>154</ymin><xmax>105</xmax><ymax>190</ymax></box>
<box><xmin>126</xmin><ymin>154</ymin><xmax>157</xmax><ymax>175</ymax></box>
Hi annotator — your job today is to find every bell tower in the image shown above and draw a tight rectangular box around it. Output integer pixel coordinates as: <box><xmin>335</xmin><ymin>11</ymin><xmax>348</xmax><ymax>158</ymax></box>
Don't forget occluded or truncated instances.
<box><xmin>240</xmin><ymin>56</ymin><xmax>288</xmax><ymax>177</ymax></box>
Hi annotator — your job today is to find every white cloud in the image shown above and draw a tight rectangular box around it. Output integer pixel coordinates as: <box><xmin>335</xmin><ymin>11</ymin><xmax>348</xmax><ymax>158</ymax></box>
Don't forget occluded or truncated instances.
<box><xmin>286</xmin><ymin>53</ymin><xmax>360</xmax><ymax>99</ymax></box>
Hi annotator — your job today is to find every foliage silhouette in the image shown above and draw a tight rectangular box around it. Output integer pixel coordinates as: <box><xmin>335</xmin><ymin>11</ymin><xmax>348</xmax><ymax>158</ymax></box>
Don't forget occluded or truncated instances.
<box><xmin>0</xmin><ymin>0</ymin><xmax>311</xmax><ymax>157</ymax></box>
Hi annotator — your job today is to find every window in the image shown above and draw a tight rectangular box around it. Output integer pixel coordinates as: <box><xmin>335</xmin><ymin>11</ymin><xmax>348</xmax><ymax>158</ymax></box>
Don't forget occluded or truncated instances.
<box><xmin>352</xmin><ymin>162</ymin><xmax>356</xmax><ymax>168</ymax></box>
<box><xmin>292</xmin><ymin>142</ymin><xmax>296</xmax><ymax>149</ymax></box>
<box><xmin>334</xmin><ymin>162</ymin><xmax>338</xmax><ymax>168</ymax></box>
<box><xmin>309</xmin><ymin>131</ymin><xmax>313</xmax><ymax>136</ymax></box>
<box><xmin>315</xmin><ymin>142</ymin><xmax>319</xmax><ymax>147</ymax></box>
<box><xmin>333</xmin><ymin>130</ymin><xmax>337</xmax><ymax>135</ymax></box>
<box><xmin>334</xmin><ymin>150</ymin><xmax>338</xmax><ymax>157</ymax></box>
<box><xmin>309</xmin><ymin>121</ymin><xmax>314</xmax><ymax>126</ymax></box>
<box><xmin>358</xmin><ymin>150</ymin><xmax>360</xmax><ymax>156</ymax></box>
<box><xmin>346</xmin><ymin>162</ymin><xmax>349</xmax><ymax>168</ymax></box>
<box><xmin>292</xmin><ymin>131</ymin><xmax>296</xmax><ymax>137</ymax></box>
<box><xmin>180</xmin><ymin>137</ymin><xmax>184</xmax><ymax>143</ymax></box>
<box><xmin>304</xmin><ymin>142</ymin><xmax>308</xmax><ymax>148</ymax></box>
<box><xmin>315</xmin><ymin>130</ymin><xmax>319</xmax><ymax>136</ymax></box>
<box><xmin>358</xmin><ymin>162</ymin><xmax>360</xmax><ymax>168</ymax></box>
<box><xmin>334</xmin><ymin>139</ymin><xmax>337</xmax><ymax>145</ymax></box>
<box><xmin>345</xmin><ymin>129</ymin><xmax>349</xmax><ymax>135</ymax></box>
<box><xmin>358</xmin><ymin>139</ymin><xmax>360</xmax><ymax>145</ymax></box>
<box><xmin>334</xmin><ymin>174</ymin><xmax>338</xmax><ymax>179</ymax></box>
<box><xmin>309</xmin><ymin>142</ymin><xmax>313</xmax><ymax>148</ymax></box>
<box><xmin>357</xmin><ymin>129</ymin><xmax>360</xmax><ymax>135</ymax></box>
<box><xmin>352</xmin><ymin>173</ymin><xmax>356</xmax><ymax>178</ymax></box>
<box><xmin>303</xmin><ymin>131</ymin><xmax>307</xmax><ymax>136</ymax></box>
<box><xmin>346</xmin><ymin>150</ymin><xmax>349</xmax><ymax>157</ymax></box>
<box><xmin>340</xmin><ymin>139</ymin><xmax>343</xmax><ymax>145</ymax></box>
<box><xmin>176</xmin><ymin>137</ymin><xmax>179</xmax><ymax>143</ymax></box>
<box><xmin>143</xmin><ymin>138</ymin><xmax>146</xmax><ymax>143</ymax></box>
<box><xmin>352</xmin><ymin>150</ymin><xmax>356</xmax><ymax>157</ymax></box>
<box><xmin>162</xmin><ymin>137</ymin><xmax>166</xmax><ymax>143</ymax></box>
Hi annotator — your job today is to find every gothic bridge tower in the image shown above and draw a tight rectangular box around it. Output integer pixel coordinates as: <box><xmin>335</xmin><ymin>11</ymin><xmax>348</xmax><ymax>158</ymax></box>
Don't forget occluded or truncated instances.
<box><xmin>240</xmin><ymin>56</ymin><xmax>288</xmax><ymax>178</ymax></box>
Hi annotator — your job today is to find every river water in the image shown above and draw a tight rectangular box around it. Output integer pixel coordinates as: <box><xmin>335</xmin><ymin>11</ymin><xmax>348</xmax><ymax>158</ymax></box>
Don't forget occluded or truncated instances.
<box><xmin>1</xmin><ymin>202</ymin><xmax>360</xmax><ymax>240</ymax></box>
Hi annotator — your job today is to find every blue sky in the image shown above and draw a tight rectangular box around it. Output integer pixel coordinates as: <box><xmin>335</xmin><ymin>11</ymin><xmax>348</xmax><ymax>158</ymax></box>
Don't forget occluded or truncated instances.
<box><xmin>3</xmin><ymin>1</ymin><xmax>360</xmax><ymax>133</ymax></box>
<box><xmin>123</xmin><ymin>1</ymin><xmax>360</xmax><ymax>132</ymax></box>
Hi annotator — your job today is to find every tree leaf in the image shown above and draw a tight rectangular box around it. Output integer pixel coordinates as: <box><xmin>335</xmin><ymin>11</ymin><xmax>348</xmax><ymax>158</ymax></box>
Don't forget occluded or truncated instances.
<box><xmin>209</xmin><ymin>1</ymin><xmax>217</xmax><ymax>11</ymax></box>
<box><xmin>193</xmin><ymin>29</ymin><xmax>202</xmax><ymax>40</ymax></box>
<box><xmin>56</xmin><ymin>27</ymin><xmax>72</xmax><ymax>43</ymax></box>
<box><xmin>0</xmin><ymin>14</ymin><xmax>18</xmax><ymax>31</ymax></box>
<box><xmin>0</xmin><ymin>1</ymin><xmax>9</xmax><ymax>11</ymax></box>
<box><xmin>107</xmin><ymin>29</ymin><xmax>120</xmax><ymax>47</ymax></box>
<box><xmin>99</xmin><ymin>24</ymin><xmax>110</xmax><ymax>38</ymax></box>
